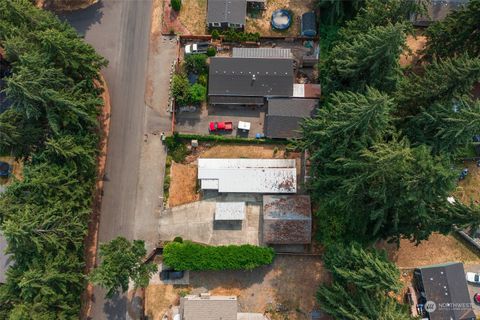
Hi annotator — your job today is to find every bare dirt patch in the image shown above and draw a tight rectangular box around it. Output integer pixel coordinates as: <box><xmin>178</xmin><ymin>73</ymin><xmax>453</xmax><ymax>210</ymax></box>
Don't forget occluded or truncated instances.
<box><xmin>36</xmin><ymin>0</ymin><xmax>98</xmax><ymax>11</ymax></box>
<box><xmin>246</xmin><ymin>0</ymin><xmax>315</xmax><ymax>37</ymax></box>
<box><xmin>455</xmin><ymin>161</ymin><xmax>480</xmax><ymax>205</ymax></box>
<box><xmin>178</xmin><ymin>0</ymin><xmax>207</xmax><ymax>35</ymax></box>
<box><xmin>189</xmin><ymin>255</ymin><xmax>327</xmax><ymax>320</ymax></box>
<box><xmin>196</xmin><ymin>144</ymin><xmax>296</xmax><ymax>160</ymax></box>
<box><xmin>168</xmin><ymin>162</ymin><xmax>200</xmax><ymax>207</ymax></box>
<box><xmin>378</xmin><ymin>233</ymin><xmax>479</xmax><ymax>269</ymax></box>
<box><xmin>145</xmin><ymin>284</ymin><xmax>185</xmax><ymax>320</ymax></box>
<box><xmin>400</xmin><ymin>35</ymin><xmax>427</xmax><ymax>67</ymax></box>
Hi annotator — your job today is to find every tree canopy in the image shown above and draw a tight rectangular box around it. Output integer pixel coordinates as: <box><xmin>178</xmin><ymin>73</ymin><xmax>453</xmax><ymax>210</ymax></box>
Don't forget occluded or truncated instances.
<box><xmin>0</xmin><ymin>0</ymin><xmax>107</xmax><ymax>318</ymax></box>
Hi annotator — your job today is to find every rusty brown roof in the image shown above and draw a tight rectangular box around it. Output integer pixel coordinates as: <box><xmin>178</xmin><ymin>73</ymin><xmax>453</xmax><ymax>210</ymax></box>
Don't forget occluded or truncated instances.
<box><xmin>263</xmin><ymin>195</ymin><xmax>312</xmax><ymax>244</ymax></box>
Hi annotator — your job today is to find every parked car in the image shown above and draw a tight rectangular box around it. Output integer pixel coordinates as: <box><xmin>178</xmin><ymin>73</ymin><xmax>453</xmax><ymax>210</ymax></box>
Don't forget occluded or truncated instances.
<box><xmin>0</xmin><ymin>161</ymin><xmax>10</xmax><ymax>177</ymax></box>
<box><xmin>185</xmin><ymin>42</ymin><xmax>210</xmax><ymax>55</ymax></box>
<box><xmin>474</xmin><ymin>293</ymin><xmax>480</xmax><ymax>305</ymax></box>
<box><xmin>160</xmin><ymin>269</ymin><xmax>184</xmax><ymax>280</ymax></box>
<box><xmin>209</xmin><ymin>121</ymin><xmax>233</xmax><ymax>132</ymax></box>
<box><xmin>466</xmin><ymin>272</ymin><xmax>480</xmax><ymax>284</ymax></box>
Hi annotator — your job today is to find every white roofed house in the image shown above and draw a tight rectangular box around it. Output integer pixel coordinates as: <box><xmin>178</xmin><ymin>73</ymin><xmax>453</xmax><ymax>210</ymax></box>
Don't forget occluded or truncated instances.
<box><xmin>198</xmin><ymin>158</ymin><xmax>297</xmax><ymax>194</ymax></box>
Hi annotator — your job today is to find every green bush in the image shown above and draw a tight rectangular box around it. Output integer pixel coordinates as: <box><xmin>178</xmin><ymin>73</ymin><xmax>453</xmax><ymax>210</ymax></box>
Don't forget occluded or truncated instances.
<box><xmin>165</xmin><ymin>132</ymin><xmax>188</xmax><ymax>162</ymax></box>
<box><xmin>171</xmin><ymin>0</ymin><xmax>181</xmax><ymax>11</ymax></box>
<box><xmin>206</xmin><ymin>46</ymin><xmax>217</xmax><ymax>57</ymax></box>
<box><xmin>198</xmin><ymin>73</ymin><xmax>208</xmax><ymax>86</ymax></box>
<box><xmin>163</xmin><ymin>241</ymin><xmax>275</xmax><ymax>271</ymax></box>
<box><xmin>222</xmin><ymin>29</ymin><xmax>260</xmax><ymax>43</ymax></box>
<box><xmin>173</xmin><ymin>236</ymin><xmax>184</xmax><ymax>243</ymax></box>
<box><xmin>211</xmin><ymin>29</ymin><xmax>220</xmax><ymax>39</ymax></box>
<box><xmin>184</xmin><ymin>54</ymin><xmax>208</xmax><ymax>74</ymax></box>
<box><xmin>171</xmin><ymin>74</ymin><xmax>191</xmax><ymax>106</ymax></box>
<box><xmin>165</xmin><ymin>133</ymin><xmax>290</xmax><ymax>145</ymax></box>
<box><xmin>188</xmin><ymin>83</ymin><xmax>207</xmax><ymax>104</ymax></box>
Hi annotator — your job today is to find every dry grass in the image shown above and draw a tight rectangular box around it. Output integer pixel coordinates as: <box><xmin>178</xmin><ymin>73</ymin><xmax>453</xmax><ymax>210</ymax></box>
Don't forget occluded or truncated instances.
<box><xmin>168</xmin><ymin>163</ymin><xmax>200</xmax><ymax>207</ymax></box>
<box><xmin>196</xmin><ymin>144</ymin><xmax>297</xmax><ymax>160</ymax></box>
<box><xmin>246</xmin><ymin>0</ymin><xmax>315</xmax><ymax>37</ymax></box>
<box><xmin>378</xmin><ymin>233</ymin><xmax>480</xmax><ymax>268</ymax></box>
<box><xmin>37</xmin><ymin>0</ymin><xmax>98</xmax><ymax>11</ymax></box>
<box><xmin>178</xmin><ymin>0</ymin><xmax>207</xmax><ymax>35</ymax></box>
<box><xmin>145</xmin><ymin>285</ymin><xmax>184</xmax><ymax>320</ymax></box>
<box><xmin>454</xmin><ymin>161</ymin><xmax>480</xmax><ymax>205</ymax></box>
<box><xmin>0</xmin><ymin>156</ymin><xmax>23</xmax><ymax>185</ymax></box>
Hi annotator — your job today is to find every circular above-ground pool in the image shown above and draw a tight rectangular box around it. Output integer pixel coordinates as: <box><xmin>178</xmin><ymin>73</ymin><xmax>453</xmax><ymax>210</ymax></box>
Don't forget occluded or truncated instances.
<box><xmin>271</xmin><ymin>9</ymin><xmax>292</xmax><ymax>30</ymax></box>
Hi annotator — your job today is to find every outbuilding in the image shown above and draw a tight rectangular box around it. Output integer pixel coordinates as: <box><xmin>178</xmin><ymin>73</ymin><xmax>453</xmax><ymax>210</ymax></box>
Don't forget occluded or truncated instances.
<box><xmin>301</xmin><ymin>12</ymin><xmax>317</xmax><ymax>37</ymax></box>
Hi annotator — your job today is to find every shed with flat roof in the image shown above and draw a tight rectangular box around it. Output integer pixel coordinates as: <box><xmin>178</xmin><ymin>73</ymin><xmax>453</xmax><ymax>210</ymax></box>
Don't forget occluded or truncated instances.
<box><xmin>232</xmin><ymin>47</ymin><xmax>292</xmax><ymax>59</ymax></box>
<box><xmin>181</xmin><ymin>294</ymin><xmax>238</xmax><ymax>320</ymax></box>
<box><xmin>263</xmin><ymin>195</ymin><xmax>312</xmax><ymax>244</ymax></box>
<box><xmin>215</xmin><ymin>202</ymin><xmax>246</xmax><ymax>220</ymax></box>
<box><xmin>198</xmin><ymin>158</ymin><xmax>297</xmax><ymax>193</ymax></box>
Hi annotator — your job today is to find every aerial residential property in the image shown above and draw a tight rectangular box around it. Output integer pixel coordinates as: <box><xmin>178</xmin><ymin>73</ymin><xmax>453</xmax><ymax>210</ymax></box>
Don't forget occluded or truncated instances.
<box><xmin>1</xmin><ymin>0</ymin><xmax>479</xmax><ymax>320</ymax></box>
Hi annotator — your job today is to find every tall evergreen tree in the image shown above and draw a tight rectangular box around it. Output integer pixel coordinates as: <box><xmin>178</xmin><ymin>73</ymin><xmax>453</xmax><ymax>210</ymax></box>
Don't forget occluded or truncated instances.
<box><xmin>423</xmin><ymin>0</ymin><xmax>480</xmax><ymax>60</ymax></box>
<box><xmin>395</xmin><ymin>55</ymin><xmax>480</xmax><ymax>119</ymax></box>
<box><xmin>323</xmin><ymin>23</ymin><xmax>406</xmax><ymax>94</ymax></box>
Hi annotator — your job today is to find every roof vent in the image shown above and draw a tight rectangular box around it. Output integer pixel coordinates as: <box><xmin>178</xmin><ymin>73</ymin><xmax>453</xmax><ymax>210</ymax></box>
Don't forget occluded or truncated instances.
<box><xmin>252</xmin><ymin>74</ymin><xmax>256</xmax><ymax>81</ymax></box>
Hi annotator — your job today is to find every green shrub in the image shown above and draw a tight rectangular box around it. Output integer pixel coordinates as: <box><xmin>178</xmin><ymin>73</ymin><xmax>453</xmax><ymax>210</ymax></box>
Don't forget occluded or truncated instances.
<box><xmin>223</xmin><ymin>29</ymin><xmax>260</xmax><ymax>43</ymax></box>
<box><xmin>165</xmin><ymin>133</ymin><xmax>290</xmax><ymax>145</ymax></box>
<box><xmin>171</xmin><ymin>0</ymin><xmax>181</xmax><ymax>11</ymax></box>
<box><xmin>198</xmin><ymin>73</ymin><xmax>208</xmax><ymax>86</ymax></box>
<box><xmin>165</xmin><ymin>132</ymin><xmax>188</xmax><ymax>162</ymax></box>
<box><xmin>188</xmin><ymin>83</ymin><xmax>207</xmax><ymax>104</ymax></box>
<box><xmin>173</xmin><ymin>236</ymin><xmax>184</xmax><ymax>243</ymax></box>
<box><xmin>163</xmin><ymin>241</ymin><xmax>275</xmax><ymax>271</ymax></box>
<box><xmin>206</xmin><ymin>46</ymin><xmax>216</xmax><ymax>57</ymax></box>
<box><xmin>171</xmin><ymin>74</ymin><xmax>191</xmax><ymax>106</ymax></box>
<box><xmin>211</xmin><ymin>29</ymin><xmax>220</xmax><ymax>39</ymax></box>
<box><xmin>184</xmin><ymin>54</ymin><xmax>208</xmax><ymax>74</ymax></box>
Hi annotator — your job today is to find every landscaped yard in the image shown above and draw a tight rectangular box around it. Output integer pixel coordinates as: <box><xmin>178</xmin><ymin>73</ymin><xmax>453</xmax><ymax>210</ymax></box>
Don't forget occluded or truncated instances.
<box><xmin>455</xmin><ymin>160</ymin><xmax>480</xmax><ymax>205</ymax></box>
<box><xmin>145</xmin><ymin>255</ymin><xmax>328</xmax><ymax>320</ymax></box>
<box><xmin>246</xmin><ymin>0</ymin><xmax>316</xmax><ymax>37</ymax></box>
<box><xmin>177</xmin><ymin>0</ymin><xmax>207</xmax><ymax>35</ymax></box>
<box><xmin>166</xmin><ymin>143</ymin><xmax>301</xmax><ymax>207</ymax></box>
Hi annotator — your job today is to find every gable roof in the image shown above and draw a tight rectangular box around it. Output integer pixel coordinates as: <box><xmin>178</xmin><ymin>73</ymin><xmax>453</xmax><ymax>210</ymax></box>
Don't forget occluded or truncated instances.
<box><xmin>181</xmin><ymin>295</ymin><xmax>238</xmax><ymax>320</ymax></box>
<box><xmin>263</xmin><ymin>195</ymin><xmax>312</xmax><ymax>244</ymax></box>
<box><xmin>207</xmin><ymin>0</ymin><xmax>247</xmax><ymax>25</ymax></box>
<box><xmin>417</xmin><ymin>262</ymin><xmax>476</xmax><ymax>320</ymax></box>
<box><xmin>208</xmin><ymin>57</ymin><xmax>294</xmax><ymax>98</ymax></box>
<box><xmin>265</xmin><ymin>98</ymin><xmax>317</xmax><ymax>138</ymax></box>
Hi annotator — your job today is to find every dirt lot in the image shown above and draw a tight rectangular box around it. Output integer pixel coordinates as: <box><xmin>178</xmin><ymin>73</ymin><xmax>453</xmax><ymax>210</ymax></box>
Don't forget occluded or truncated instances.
<box><xmin>455</xmin><ymin>160</ymin><xmax>480</xmax><ymax>205</ymax></box>
<box><xmin>378</xmin><ymin>233</ymin><xmax>479</xmax><ymax>268</ymax></box>
<box><xmin>178</xmin><ymin>0</ymin><xmax>207</xmax><ymax>35</ymax></box>
<box><xmin>167</xmin><ymin>143</ymin><xmax>301</xmax><ymax>207</ymax></box>
<box><xmin>168</xmin><ymin>162</ymin><xmax>200</xmax><ymax>207</ymax></box>
<box><xmin>246</xmin><ymin>0</ymin><xmax>316</xmax><ymax>37</ymax></box>
<box><xmin>145</xmin><ymin>255</ymin><xmax>327</xmax><ymax>320</ymax></box>
<box><xmin>399</xmin><ymin>35</ymin><xmax>427</xmax><ymax>67</ymax></box>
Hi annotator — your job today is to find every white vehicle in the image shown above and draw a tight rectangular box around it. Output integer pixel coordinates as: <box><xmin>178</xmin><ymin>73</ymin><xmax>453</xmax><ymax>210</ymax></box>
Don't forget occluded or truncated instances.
<box><xmin>466</xmin><ymin>272</ymin><xmax>480</xmax><ymax>284</ymax></box>
<box><xmin>184</xmin><ymin>42</ymin><xmax>209</xmax><ymax>55</ymax></box>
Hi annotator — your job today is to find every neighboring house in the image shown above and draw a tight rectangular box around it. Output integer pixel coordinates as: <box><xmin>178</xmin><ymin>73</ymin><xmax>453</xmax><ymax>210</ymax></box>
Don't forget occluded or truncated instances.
<box><xmin>413</xmin><ymin>262</ymin><xmax>476</xmax><ymax>320</ymax></box>
<box><xmin>412</xmin><ymin>0</ymin><xmax>469</xmax><ymax>26</ymax></box>
<box><xmin>198</xmin><ymin>158</ymin><xmax>297</xmax><ymax>193</ymax></box>
<box><xmin>207</xmin><ymin>0</ymin><xmax>266</xmax><ymax>30</ymax></box>
<box><xmin>207</xmin><ymin>0</ymin><xmax>247</xmax><ymax>30</ymax></box>
<box><xmin>180</xmin><ymin>293</ymin><xmax>267</xmax><ymax>320</ymax></box>
<box><xmin>208</xmin><ymin>56</ymin><xmax>294</xmax><ymax>106</ymax></box>
<box><xmin>301</xmin><ymin>12</ymin><xmax>317</xmax><ymax>37</ymax></box>
<box><xmin>262</xmin><ymin>195</ymin><xmax>312</xmax><ymax>244</ymax></box>
<box><xmin>0</xmin><ymin>232</ymin><xmax>13</xmax><ymax>285</ymax></box>
<box><xmin>265</xmin><ymin>98</ymin><xmax>318</xmax><ymax>139</ymax></box>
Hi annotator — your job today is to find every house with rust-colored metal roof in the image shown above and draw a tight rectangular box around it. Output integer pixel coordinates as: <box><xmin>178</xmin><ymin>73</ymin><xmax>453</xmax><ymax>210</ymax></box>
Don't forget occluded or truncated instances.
<box><xmin>262</xmin><ymin>195</ymin><xmax>312</xmax><ymax>244</ymax></box>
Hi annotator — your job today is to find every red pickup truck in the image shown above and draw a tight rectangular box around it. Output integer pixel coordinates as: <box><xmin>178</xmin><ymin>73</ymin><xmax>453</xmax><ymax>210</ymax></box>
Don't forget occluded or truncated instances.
<box><xmin>209</xmin><ymin>121</ymin><xmax>233</xmax><ymax>132</ymax></box>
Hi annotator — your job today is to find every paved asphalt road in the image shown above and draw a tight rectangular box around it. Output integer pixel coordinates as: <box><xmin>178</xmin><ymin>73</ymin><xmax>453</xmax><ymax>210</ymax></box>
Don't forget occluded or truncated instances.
<box><xmin>61</xmin><ymin>1</ymin><xmax>153</xmax><ymax>319</ymax></box>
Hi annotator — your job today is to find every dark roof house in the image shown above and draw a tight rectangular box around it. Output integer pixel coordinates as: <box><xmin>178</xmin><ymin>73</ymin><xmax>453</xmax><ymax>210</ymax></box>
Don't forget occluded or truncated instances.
<box><xmin>208</xmin><ymin>57</ymin><xmax>294</xmax><ymax>105</ymax></box>
<box><xmin>263</xmin><ymin>195</ymin><xmax>312</xmax><ymax>244</ymax></box>
<box><xmin>412</xmin><ymin>0</ymin><xmax>469</xmax><ymax>26</ymax></box>
<box><xmin>301</xmin><ymin>12</ymin><xmax>317</xmax><ymax>37</ymax></box>
<box><xmin>414</xmin><ymin>262</ymin><xmax>475</xmax><ymax>320</ymax></box>
<box><xmin>207</xmin><ymin>0</ymin><xmax>247</xmax><ymax>29</ymax></box>
<box><xmin>265</xmin><ymin>98</ymin><xmax>317</xmax><ymax>139</ymax></box>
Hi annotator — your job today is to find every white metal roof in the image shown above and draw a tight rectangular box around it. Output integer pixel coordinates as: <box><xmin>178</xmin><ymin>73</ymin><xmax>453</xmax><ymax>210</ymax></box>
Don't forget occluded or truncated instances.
<box><xmin>198</xmin><ymin>158</ymin><xmax>297</xmax><ymax>193</ymax></box>
<box><xmin>292</xmin><ymin>84</ymin><xmax>305</xmax><ymax>97</ymax></box>
<box><xmin>215</xmin><ymin>202</ymin><xmax>246</xmax><ymax>220</ymax></box>
<box><xmin>232</xmin><ymin>47</ymin><xmax>292</xmax><ymax>59</ymax></box>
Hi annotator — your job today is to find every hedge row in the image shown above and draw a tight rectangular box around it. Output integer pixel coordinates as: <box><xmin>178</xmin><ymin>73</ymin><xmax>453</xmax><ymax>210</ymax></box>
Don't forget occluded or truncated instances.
<box><xmin>166</xmin><ymin>132</ymin><xmax>289</xmax><ymax>145</ymax></box>
<box><xmin>163</xmin><ymin>241</ymin><xmax>276</xmax><ymax>271</ymax></box>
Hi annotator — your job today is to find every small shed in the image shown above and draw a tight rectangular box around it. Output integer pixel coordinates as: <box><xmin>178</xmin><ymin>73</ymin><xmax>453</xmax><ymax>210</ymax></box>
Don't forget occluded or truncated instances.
<box><xmin>215</xmin><ymin>202</ymin><xmax>246</xmax><ymax>221</ymax></box>
<box><xmin>263</xmin><ymin>195</ymin><xmax>312</xmax><ymax>244</ymax></box>
<box><xmin>301</xmin><ymin>12</ymin><xmax>317</xmax><ymax>37</ymax></box>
